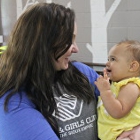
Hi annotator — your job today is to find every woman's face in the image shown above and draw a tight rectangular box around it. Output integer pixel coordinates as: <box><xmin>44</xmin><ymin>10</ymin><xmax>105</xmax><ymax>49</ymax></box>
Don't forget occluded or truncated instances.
<box><xmin>54</xmin><ymin>23</ymin><xmax>79</xmax><ymax>71</ymax></box>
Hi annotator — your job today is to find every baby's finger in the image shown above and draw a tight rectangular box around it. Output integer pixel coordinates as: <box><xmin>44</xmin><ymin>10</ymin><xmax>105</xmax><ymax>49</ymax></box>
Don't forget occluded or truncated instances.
<box><xmin>103</xmin><ymin>68</ymin><xmax>108</xmax><ymax>79</ymax></box>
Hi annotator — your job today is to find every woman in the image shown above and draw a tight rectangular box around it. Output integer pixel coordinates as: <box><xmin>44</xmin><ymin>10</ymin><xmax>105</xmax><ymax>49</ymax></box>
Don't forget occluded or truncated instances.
<box><xmin>0</xmin><ymin>2</ymin><xmax>99</xmax><ymax>140</ymax></box>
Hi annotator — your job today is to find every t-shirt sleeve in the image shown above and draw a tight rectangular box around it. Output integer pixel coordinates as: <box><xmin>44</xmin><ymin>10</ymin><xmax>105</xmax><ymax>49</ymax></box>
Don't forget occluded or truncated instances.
<box><xmin>72</xmin><ymin>61</ymin><xmax>100</xmax><ymax>98</ymax></box>
<box><xmin>0</xmin><ymin>94</ymin><xmax>59</xmax><ymax>140</ymax></box>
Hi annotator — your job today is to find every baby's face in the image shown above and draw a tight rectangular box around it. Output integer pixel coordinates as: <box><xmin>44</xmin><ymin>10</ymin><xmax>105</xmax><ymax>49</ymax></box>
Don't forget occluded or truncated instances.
<box><xmin>106</xmin><ymin>44</ymin><xmax>133</xmax><ymax>82</ymax></box>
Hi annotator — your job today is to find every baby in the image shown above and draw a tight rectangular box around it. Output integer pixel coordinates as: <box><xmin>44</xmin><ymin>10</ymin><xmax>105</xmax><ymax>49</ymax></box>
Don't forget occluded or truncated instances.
<box><xmin>95</xmin><ymin>40</ymin><xmax>140</xmax><ymax>140</ymax></box>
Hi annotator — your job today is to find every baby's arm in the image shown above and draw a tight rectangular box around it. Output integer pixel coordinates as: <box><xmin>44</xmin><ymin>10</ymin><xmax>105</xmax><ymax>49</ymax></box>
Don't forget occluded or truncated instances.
<box><xmin>94</xmin><ymin>69</ymin><xmax>140</xmax><ymax>119</ymax></box>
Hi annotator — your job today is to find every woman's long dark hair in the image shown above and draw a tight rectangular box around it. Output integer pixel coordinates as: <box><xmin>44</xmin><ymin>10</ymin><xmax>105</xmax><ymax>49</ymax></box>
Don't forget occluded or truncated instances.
<box><xmin>0</xmin><ymin>3</ymin><xmax>94</xmax><ymax>136</ymax></box>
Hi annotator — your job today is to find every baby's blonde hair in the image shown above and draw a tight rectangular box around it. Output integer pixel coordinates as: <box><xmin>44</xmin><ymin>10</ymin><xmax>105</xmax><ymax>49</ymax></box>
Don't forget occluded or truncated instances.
<box><xmin>117</xmin><ymin>40</ymin><xmax>140</xmax><ymax>63</ymax></box>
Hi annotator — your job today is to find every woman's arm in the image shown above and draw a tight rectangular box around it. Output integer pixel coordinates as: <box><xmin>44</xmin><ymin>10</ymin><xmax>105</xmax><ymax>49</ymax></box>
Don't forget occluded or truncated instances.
<box><xmin>0</xmin><ymin>92</ymin><xmax>59</xmax><ymax>140</ymax></box>
<box><xmin>117</xmin><ymin>125</ymin><xmax>140</xmax><ymax>140</ymax></box>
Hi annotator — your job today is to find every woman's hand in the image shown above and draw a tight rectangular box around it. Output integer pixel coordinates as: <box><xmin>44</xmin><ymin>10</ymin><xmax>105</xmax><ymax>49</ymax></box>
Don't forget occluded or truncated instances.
<box><xmin>117</xmin><ymin>125</ymin><xmax>140</xmax><ymax>140</ymax></box>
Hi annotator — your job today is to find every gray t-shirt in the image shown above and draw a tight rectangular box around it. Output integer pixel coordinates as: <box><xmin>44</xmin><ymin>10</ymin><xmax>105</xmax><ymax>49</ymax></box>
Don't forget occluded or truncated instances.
<box><xmin>53</xmin><ymin>86</ymin><xmax>98</xmax><ymax>140</ymax></box>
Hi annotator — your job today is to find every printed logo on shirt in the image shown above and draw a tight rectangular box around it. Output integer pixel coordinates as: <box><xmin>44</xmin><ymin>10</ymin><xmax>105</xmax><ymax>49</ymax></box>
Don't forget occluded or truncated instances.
<box><xmin>53</xmin><ymin>94</ymin><xmax>83</xmax><ymax>122</ymax></box>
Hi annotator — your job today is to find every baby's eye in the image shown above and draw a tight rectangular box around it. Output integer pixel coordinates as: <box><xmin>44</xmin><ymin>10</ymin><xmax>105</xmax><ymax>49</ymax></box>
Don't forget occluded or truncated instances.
<box><xmin>110</xmin><ymin>57</ymin><xmax>115</xmax><ymax>61</ymax></box>
<box><xmin>108</xmin><ymin>57</ymin><xmax>115</xmax><ymax>61</ymax></box>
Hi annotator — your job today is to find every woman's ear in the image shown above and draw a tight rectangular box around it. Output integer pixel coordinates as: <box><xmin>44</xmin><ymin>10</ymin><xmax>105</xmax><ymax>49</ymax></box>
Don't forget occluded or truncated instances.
<box><xmin>129</xmin><ymin>61</ymin><xmax>140</xmax><ymax>72</ymax></box>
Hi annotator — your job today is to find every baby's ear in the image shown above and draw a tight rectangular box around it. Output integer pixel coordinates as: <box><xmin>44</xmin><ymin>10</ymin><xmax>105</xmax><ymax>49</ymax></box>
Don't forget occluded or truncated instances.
<box><xmin>129</xmin><ymin>61</ymin><xmax>139</xmax><ymax>72</ymax></box>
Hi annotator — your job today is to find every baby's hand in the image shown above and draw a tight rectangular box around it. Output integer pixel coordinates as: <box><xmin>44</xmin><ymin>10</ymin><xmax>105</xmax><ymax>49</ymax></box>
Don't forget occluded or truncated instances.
<box><xmin>94</xmin><ymin>68</ymin><xmax>110</xmax><ymax>93</ymax></box>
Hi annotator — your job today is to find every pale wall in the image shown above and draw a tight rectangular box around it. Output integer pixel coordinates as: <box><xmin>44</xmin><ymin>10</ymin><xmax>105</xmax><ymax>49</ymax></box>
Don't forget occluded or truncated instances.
<box><xmin>1</xmin><ymin>0</ymin><xmax>140</xmax><ymax>64</ymax></box>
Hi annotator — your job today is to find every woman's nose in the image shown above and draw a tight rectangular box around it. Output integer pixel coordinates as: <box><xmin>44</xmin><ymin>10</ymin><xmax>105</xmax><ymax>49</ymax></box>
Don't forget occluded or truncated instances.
<box><xmin>72</xmin><ymin>43</ymin><xmax>79</xmax><ymax>53</ymax></box>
